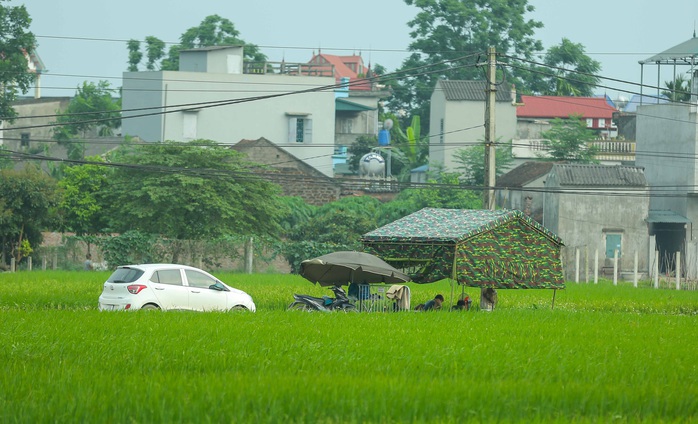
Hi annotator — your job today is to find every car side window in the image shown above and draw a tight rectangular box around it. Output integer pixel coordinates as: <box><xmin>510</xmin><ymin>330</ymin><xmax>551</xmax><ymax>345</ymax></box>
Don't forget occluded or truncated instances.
<box><xmin>185</xmin><ymin>269</ymin><xmax>216</xmax><ymax>289</ymax></box>
<box><xmin>151</xmin><ymin>269</ymin><xmax>183</xmax><ymax>286</ymax></box>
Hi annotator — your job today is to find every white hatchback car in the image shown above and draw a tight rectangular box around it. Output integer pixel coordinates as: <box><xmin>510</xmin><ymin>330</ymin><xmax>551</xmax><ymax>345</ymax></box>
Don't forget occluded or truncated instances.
<box><xmin>98</xmin><ymin>264</ymin><xmax>256</xmax><ymax>312</ymax></box>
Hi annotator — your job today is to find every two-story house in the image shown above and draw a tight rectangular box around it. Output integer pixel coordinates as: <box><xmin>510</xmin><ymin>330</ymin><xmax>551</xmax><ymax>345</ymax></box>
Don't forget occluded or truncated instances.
<box><xmin>428</xmin><ymin>80</ymin><xmax>517</xmax><ymax>172</ymax></box>
<box><xmin>303</xmin><ymin>52</ymin><xmax>389</xmax><ymax>170</ymax></box>
<box><xmin>121</xmin><ymin>46</ymin><xmax>338</xmax><ymax>177</ymax></box>
<box><xmin>635</xmin><ymin>35</ymin><xmax>698</xmax><ymax>277</ymax></box>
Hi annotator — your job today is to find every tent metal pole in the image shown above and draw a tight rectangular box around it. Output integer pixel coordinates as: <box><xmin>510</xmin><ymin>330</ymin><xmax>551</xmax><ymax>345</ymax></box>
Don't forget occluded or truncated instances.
<box><xmin>551</xmin><ymin>289</ymin><xmax>557</xmax><ymax>310</ymax></box>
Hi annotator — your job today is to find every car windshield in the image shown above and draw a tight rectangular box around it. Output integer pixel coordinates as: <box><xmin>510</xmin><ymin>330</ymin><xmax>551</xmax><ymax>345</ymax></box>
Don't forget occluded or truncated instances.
<box><xmin>107</xmin><ymin>267</ymin><xmax>145</xmax><ymax>283</ymax></box>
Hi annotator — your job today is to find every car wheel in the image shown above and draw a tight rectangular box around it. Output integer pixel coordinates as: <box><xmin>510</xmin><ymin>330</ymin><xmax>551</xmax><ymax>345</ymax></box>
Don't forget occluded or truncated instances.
<box><xmin>141</xmin><ymin>304</ymin><xmax>160</xmax><ymax>311</ymax></box>
<box><xmin>229</xmin><ymin>305</ymin><xmax>248</xmax><ymax>312</ymax></box>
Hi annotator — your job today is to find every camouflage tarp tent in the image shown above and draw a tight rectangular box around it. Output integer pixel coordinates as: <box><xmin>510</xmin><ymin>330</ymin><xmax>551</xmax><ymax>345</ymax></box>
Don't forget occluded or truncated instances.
<box><xmin>361</xmin><ymin>208</ymin><xmax>564</xmax><ymax>289</ymax></box>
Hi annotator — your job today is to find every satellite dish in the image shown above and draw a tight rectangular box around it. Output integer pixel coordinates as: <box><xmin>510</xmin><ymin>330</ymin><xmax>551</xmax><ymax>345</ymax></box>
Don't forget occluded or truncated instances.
<box><xmin>383</xmin><ymin>119</ymin><xmax>393</xmax><ymax>130</ymax></box>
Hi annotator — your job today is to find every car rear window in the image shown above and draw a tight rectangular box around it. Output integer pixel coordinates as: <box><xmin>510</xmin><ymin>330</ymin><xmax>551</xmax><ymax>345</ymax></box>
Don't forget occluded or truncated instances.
<box><xmin>107</xmin><ymin>267</ymin><xmax>145</xmax><ymax>283</ymax></box>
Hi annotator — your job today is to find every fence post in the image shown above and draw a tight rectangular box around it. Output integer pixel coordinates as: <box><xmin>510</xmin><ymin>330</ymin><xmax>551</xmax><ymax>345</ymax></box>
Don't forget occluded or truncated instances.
<box><xmin>613</xmin><ymin>249</ymin><xmax>619</xmax><ymax>286</ymax></box>
<box><xmin>676</xmin><ymin>251</ymin><xmax>681</xmax><ymax>290</ymax></box>
<box><xmin>594</xmin><ymin>249</ymin><xmax>599</xmax><ymax>284</ymax></box>
<box><xmin>10</xmin><ymin>257</ymin><xmax>15</xmax><ymax>272</ymax></box>
<box><xmin>575</xmin><ymin>248</ymin><xmax>580</xmax><ymax>283</ymax></box>
<box><xmin>42</xmin><ymin>256</ymin><xmax>47</xmax><ymax>270</ymax></box>
<box><xmin>633</xmin><ymin>251</ymin><xmax>638</xmax><ymax>288</ymax></box>
<box><xmin>28</xmin><ymin>257</ymin><xmax>32</xmax><ymax>271</ymax></box>
<box><xmin>584</xmin><ymin>246</ymin><xmax>589</xmax><ymax>283</ymax></box>
<box><xmin>245</xmin><ymin>237</ymin><xmax>254</xmax><ymax>274</ymax></box>
<box><xmin>52</xmin><ymin>253</ymin><xmax>58</xmax><ymax>270</ymax></box>
<box><xmin>654</xmin><ymin>250</ymin><xmax>659</xmax><ymax>289</ymax></box>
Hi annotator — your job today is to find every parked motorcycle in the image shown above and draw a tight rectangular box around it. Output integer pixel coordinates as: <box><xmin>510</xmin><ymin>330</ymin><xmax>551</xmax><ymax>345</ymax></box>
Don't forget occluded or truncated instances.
<box><xmin>288</xmin><ymin>285</ymin><xmax>357</xmax><ymax>312</ymax></box>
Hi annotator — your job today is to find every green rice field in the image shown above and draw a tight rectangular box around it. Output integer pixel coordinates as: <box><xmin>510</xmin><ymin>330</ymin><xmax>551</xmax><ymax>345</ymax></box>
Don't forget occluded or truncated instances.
<box><xmin>1</xmin><ymin>271</ymin><xmax>697</xmax><ymax>423</ymax></box>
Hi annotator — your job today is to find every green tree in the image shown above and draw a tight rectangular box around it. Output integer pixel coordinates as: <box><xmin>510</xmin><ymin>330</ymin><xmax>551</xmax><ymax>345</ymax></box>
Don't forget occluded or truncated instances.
<box><xmin>52</xmin><ymin>81</ymin><xmax>121</xmax><ymax>160</ymax></box>
<box><xmin>129</xmin><ymin>15</ymin><xmax>268</xmax><ymax>72</ymax></box>
<box><xmin>0</xmin><ymin>1</ymin><xmax>37</xmax><ymax>124</ymax></box>
<box><xmin>389</xmin><ymin>115</ymin><xmax>429</xmax><ymax>180</ymax></box>
<box><xmin>389</xmin><ymin>0</ymin><xmax>543</xmax><ymax>130</ymax></box>
<box><xmin>144</xmin><ymin>36</ymin><xmax>166</xmax><ymax>71</ymax></box>
<box><xmin>126</xmin><ymin>39</ymin><xmax>142</xmax><ymax>72</ymax></box>
<box><xmin>104</xmin><ymin>140</ymin><xmax>285</xmax><ymax>263</ymax></box>
<box><xmin>453</xmin><ymin>139</ymin><xmax>514</xmax><ymax>186</ymax></box>
<box><xmin>662</xmin><ymin>75</ymin><xmax>691</xmax><ymax>102</ymax></box>
<box><xmin>282</xmin><ymin>196</ymin><xmax>382</xmax><ymax>273</ymax></box>
<box><xmin>57</xmin><ymin>156</ymin><xmax>110</xmax><ymax>237</ymax></box>
<box><xmin>537</xmin><ymin>38</ymin><xmax>601</xmax><ymax>96</ymax></box>
<box><xmin>539</xmin><ymin>115</ymin><xmax>599</xmax><ymax>162</ymax></box>
<box><xmin>347</xmin><ymin>134</ymin><xmax>379</xmax><ymax>173</ymax></box>
<box><xmin>0</xmin><ymin>165</ymin><xmax>61</xmax><ymax>266</ymax></box>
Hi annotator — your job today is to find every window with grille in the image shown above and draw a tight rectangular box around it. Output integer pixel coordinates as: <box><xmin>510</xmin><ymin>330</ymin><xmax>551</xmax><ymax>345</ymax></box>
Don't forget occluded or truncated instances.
<box><xmin>288</xmin><ymin>115</ymin><xmax>312</xmax><ymax>143</ymax></box>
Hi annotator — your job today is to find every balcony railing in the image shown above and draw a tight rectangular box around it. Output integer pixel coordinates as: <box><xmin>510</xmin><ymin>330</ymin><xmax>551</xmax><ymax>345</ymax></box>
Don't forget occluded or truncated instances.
<box><xmin>243</xmin><ymin>61</ymin><xmax>335</xmax><ymax>77</ymax></box>
<box><xmin>513</xmin><ymin>139</ymin><xmax>636</xmax><ymax>161</ymax></box>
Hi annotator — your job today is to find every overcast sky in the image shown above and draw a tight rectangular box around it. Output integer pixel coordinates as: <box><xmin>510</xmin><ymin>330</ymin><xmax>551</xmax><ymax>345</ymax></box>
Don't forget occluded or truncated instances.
<box><xmin>16</xmin><ymin>0</ymin><xmax>698</xmax><ymax>102</ymax></box>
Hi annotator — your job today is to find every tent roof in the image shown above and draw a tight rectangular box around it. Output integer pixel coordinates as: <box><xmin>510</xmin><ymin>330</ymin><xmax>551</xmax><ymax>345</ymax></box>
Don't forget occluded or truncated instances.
<box><xmin>362</xmin><ymin>208</ymin><xmax>562</xmax><ymax>245</ymax></box>
<box><xmin>639</xmin><ymin>36</ymin><xmax>698</xmax><ymax>64</ymax></box>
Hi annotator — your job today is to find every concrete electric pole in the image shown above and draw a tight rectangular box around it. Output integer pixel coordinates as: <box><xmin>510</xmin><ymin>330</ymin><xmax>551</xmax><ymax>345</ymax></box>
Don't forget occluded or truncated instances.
<box><xmin>481</xmin><ymin>46</ymin><xmax>499</xmax><ymax>311</ymax></box>
<box><xmin>483</xmin><ymin>46</ymin><xmax>497</xmax><ymax>212</ymax></box>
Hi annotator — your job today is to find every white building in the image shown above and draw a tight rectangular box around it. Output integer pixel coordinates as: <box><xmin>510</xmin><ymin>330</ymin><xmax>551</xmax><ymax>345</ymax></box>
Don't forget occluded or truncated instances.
<box><xmin>428</xmin><ymin>80</ymin><xmax>517</xmax><ymax>171</ymax></box>
<box><xmin>121</xmin><ymin>46</ymin><xmax>337</xmax><ymax>177</ymax></box>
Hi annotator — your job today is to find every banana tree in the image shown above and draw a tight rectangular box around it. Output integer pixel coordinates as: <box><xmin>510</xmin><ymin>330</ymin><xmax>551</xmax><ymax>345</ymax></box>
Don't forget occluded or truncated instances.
<box><xmin>380</xmin><ymin>116</ymin><xmax>429</xmax><ymax>181</ymax></box>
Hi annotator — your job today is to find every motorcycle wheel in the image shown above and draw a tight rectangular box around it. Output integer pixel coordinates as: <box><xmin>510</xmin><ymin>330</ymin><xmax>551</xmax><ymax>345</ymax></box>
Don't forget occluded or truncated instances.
<box><xmin>287</xmin><ymin>301</ymin><xmax>314</xmax><ymax>312</ymax></box>
<box><xmin>337</xmin><ymin>304</ymin><xmax>358</xmax><ymax>313</ymax></box>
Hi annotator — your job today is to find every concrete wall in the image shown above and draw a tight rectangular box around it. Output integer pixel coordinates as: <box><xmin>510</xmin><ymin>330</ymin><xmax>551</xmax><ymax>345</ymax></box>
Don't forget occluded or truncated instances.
<box><xmin>497</xmin><ymin>174</ymin><xmax>547</xmax><ymax>222</ymax></box>
<box><xmin>429</xmin><ymin>88</ymin><xmax>517</xmax><ymax>171</ymax></box>
<box><xmin>2</xmin><ymin>97</ymin><xmax>71</xmax><ymax>150</ymax></box>
<box><xmin>544</xmin><ymin>177</ymin><xmax>651</xmax><ymax>278</ymax></box>
<box><xmin>122</xmin><ymin>71</ymin><xmax>337</xmax><ymax>177</ymax></box>
<box><xmin>635</xmin><ymin>103</ymin><xmax>698</xmax><ymax>216</ymax></box>
<box><xmin>428</xmin><ymin>87</ymin><xmax>447</xmax><ymax>167</ymax></box>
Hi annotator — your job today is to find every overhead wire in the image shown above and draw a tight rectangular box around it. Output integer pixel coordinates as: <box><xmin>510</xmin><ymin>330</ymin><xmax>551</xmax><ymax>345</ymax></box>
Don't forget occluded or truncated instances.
<box><xmin>3</xmin><ymin>46</ymin><xmax>697</xmax><ymax>199</ymax></box>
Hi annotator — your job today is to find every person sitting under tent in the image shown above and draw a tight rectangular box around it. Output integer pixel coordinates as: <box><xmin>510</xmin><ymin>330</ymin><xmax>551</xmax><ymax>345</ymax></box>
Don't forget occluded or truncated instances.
<box><xmin>423</xmin><ymin>294</ymin><xmax>444</xmax><ymax>311</ymax></box>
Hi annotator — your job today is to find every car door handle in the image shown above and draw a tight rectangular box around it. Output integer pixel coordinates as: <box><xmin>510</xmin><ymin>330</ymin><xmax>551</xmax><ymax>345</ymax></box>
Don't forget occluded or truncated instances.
<box><xmin>155</xmin><ymin>287</ymin><xmax>165</xmax><ymax>290</ymax></box>
<box><xmin>191</xmin><ymin>290</ymin><xmax>201</xmax><ymax>293</ymax></box>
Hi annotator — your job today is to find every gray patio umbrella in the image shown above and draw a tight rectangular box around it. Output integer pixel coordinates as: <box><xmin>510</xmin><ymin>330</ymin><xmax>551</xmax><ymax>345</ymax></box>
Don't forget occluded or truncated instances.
<box><xmin>299</xmin><ymin>251</ymin><xmax>411</xmax><ymax>286</ymax></box>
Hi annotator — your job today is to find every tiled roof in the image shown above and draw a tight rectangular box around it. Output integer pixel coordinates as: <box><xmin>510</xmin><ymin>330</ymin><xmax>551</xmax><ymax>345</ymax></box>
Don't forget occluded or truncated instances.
<box><xmin>437</xmin><ymin>80</ymin><xmax>512</xmax><ymax>102</ymax></box>
<box><xmin>307</xmin><ymin>53</ymin><xmax>371</xmax><ymax>90</ymax></box>
<box><xmin>517</xmin><ymin>96</ymin><xmax>617</xmax><ymax>119</ymax></box>
<box><xmin>623</xmin><ymin>94</ymin><xmax>669</xmax><ymax>113</ymax></box>
<box><xmin>551</xmin><ymin>164</ymin><xmax>647</xmax><ymax>187</ymax></box>
<box><xmin>496</xmin><ymin>161</ymin><xmax>555</xmax><ymax>187</ymax></box>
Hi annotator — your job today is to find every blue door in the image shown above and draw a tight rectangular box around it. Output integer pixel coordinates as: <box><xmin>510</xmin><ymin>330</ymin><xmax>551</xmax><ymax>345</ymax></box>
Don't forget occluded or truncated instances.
<box><xmin>606</xmin><ymin>234</ymin><xmax>622</xmax><ymax>258</ymax></box>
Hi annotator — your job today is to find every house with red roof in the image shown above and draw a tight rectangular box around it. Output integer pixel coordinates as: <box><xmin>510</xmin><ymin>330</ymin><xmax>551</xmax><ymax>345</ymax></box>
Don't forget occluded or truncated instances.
<box><xmin>306</xmin><ymin>52</ymin><xmax>372</xmax><ymax>90</ymax></box>
<box><xmin>305</xmin><ymin>52</ymin><xmax>390</xmax><ymax>170</ymax></box>
<box><xmin>517</xmin><ymin>95</ymin><xmax>618</xmax><ymax>140</ymax></box>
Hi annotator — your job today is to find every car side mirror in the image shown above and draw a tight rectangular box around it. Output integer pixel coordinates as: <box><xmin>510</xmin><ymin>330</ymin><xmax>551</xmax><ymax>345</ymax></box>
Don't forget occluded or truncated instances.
<box><xmin>209</xmin><ymin>282</ymin><xmax>229</xmax><ymax>291</ymax></box>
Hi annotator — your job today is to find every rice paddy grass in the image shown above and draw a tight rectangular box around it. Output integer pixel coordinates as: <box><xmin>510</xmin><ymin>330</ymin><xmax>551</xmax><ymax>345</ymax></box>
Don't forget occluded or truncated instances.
<box><xmin>1</xmin><ymin>271</ymin><xmax>696</xmax><ymax>423</ymax></box>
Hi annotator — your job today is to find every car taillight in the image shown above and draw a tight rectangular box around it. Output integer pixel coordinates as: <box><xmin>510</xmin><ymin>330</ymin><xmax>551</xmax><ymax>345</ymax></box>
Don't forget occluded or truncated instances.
<box><xmin>127</xmin><ymin>284</ymin><xmax>147</xmax><ymax>294</ymax></box>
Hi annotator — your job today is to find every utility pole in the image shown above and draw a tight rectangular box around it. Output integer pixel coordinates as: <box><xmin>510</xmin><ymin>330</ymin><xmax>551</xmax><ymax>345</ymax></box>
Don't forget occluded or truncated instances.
<box><xmin>483</xmin><ymin>46</ymin><xmax>497</xmax><ymax>211</ymax></box>
<box><xmin>481</xmin><ymin>46</ymin><xmax>499</xmax><ymax>311</ymax></box>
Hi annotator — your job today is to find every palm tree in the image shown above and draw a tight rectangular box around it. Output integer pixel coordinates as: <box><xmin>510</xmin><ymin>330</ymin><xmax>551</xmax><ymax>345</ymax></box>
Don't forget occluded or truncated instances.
<box><xmin>662</xmin><ymin>75</ymin><xmax>691</xmax><ymax>102</ymax></box>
